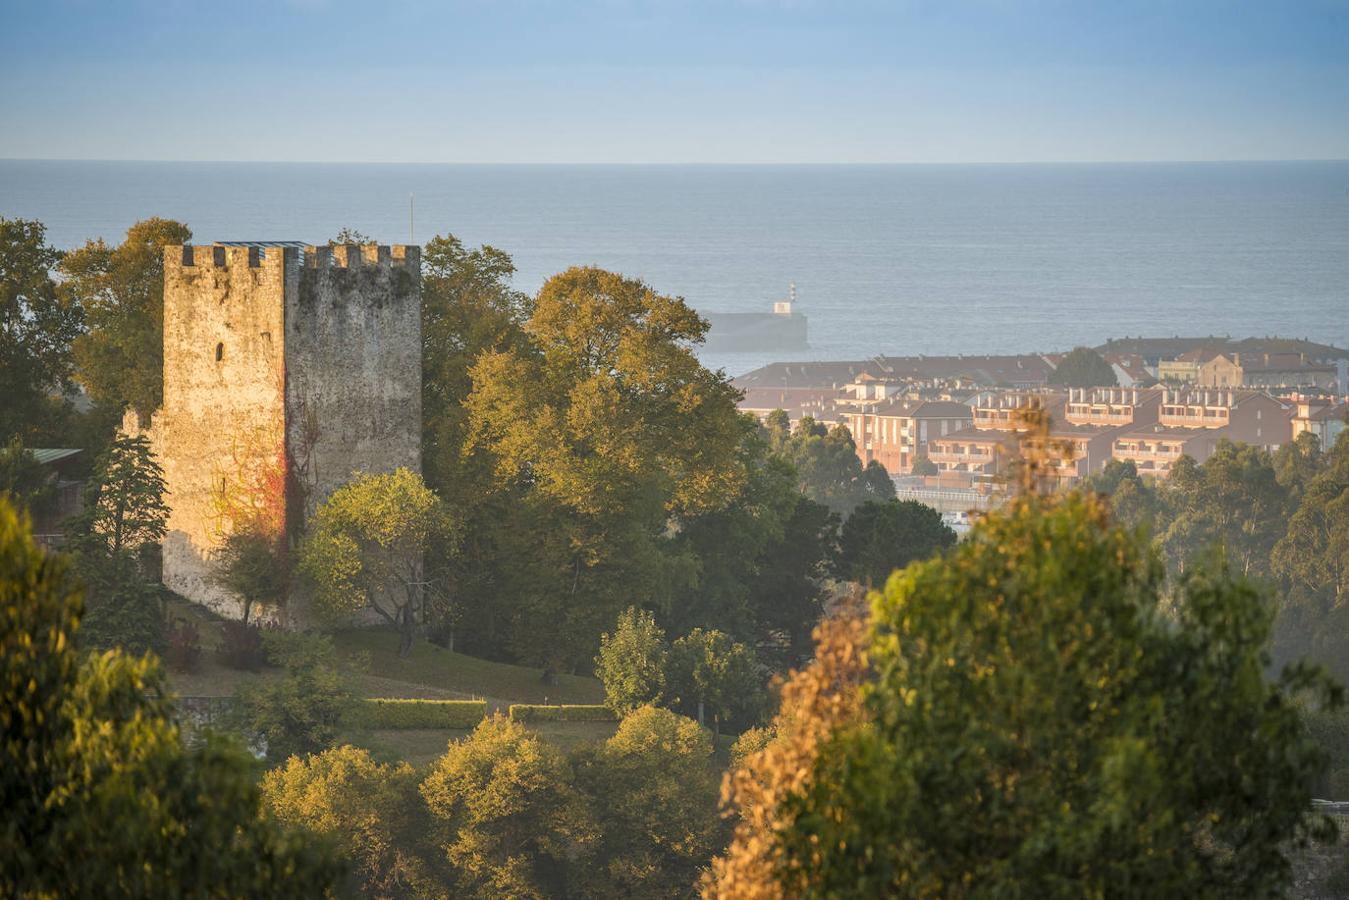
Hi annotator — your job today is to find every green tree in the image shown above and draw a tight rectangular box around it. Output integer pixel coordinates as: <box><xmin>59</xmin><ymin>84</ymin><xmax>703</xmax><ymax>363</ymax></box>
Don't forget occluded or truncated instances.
<box><xmin>0</xmin><ymin>438</ymin><xmax>54</xmax><ymax>515</ymax></box>
<box><xmin>671</xmin><ymin>418</ymin><xmax>838</xmax><ymax>662</ymax></box>
<box><xmin>419</xmin><ymin>234</ymin><xmax>534</xmax><ymax>658</ymax></box>
<box><xmin>466</xmin><ymin>266</ymin><xmax>745</xmax><ymax>669</ymax></box>
<box><xmin>778</xmin><ymin>418</ymin><xmax>894</xmax><ymax>516</ymax></box>
<box><xmin>263</xmin><ymin>744</ymin><xmax>444</xmax><ymax>896</ymax></box>
<box><xmin>573</xmin><ymin>706</ymin><xmax>723</xmax><ymax>899</ymax></box>
<box><xmin>299</xmin><ymin>467</ymin><xmax>452</xmax><ymax>656</ymax></box>
<box><xmin>1049</xmin><ymin>346</ymin><xmax>1118</xmax><ymax>387</ymax></box>
<box><xmin>64</xmin><ymin>433</ymin><xmax>170</xmax><ymax>655</ymax></box>
<box><xmin>669</xmin><ymin>627</ymin><xmax>761</xmax><ymax>733</ymax></box>
<box><xmin>0</xmin><ymin>499</ymin><xmax>341</xmax><ymax>896</ymax></box>
<box><xmin>768</xmin><ymin>493</ymin><xmax>1339</xmax><ymax>898</ymax></box>
<box><xmin>67</xmin><ymin>432</ymin><xmax>168</xmax><ymax>561</ymax></box>
<box><xmin>1275</xmin><ymin>430</ymin><xmax>1325</xmax><ymax>503</ymax></box>
<box><xmin>0</xmin><ymin>217</ymin><xmax>80</xmax><ymax>443</ymax></box>
<box><xmin>327</xmin><ymin>227</ymin><xmax>373</xmax><ymax>245</ymax></box>
<box><xmin>911</xmin><ymin>451</ymin><xmax>939</xmax><ymax>476</ymax></box>
<box><xmin>421</xmin><ymin>714</ymin><xmax>594</xmax><ymax>899</ymax></box>
<box><xmin>65</xmin><ymin>217</ymin><xmax>192</xmax><ymax>421</ymax></box>
<box><xmin>1159</xmin><ymin>440</ymin><xmax>1287</xmax><ymax>577</ymax></box>
<box><xmin>836</xmin><ymin>498</ymin><xmax>956</xmax><ymax>587</ymax></box>
<box><xmin>213</xmin><ymin>528</ymin><xmax>287</xmax><ymax>625</ymax></box>
<box><xmin>234</xmin><ymin>632</ymin><xmax>354</xmax><ymax>763</ymax></box>
<box><xmin>595</xmin><ymin>606</ymin><xmax>670</xmax><ymax>715</ymax></box>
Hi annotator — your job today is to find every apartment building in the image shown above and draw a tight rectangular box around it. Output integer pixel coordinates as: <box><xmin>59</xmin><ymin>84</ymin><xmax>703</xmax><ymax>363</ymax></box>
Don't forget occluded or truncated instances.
<box><xmin>927</xmin><ymin>392</ymin><xmax>1066</xmax><ymax>477</ymax></box>
<box><xmin>1112</xmin><ymin>387</ymin><xmax>1292</xmax><ymax>475</ymax></box>
<box><xmin>845</xmin><ymin>398</ymin><xmax>973</xmax><ymax>474</ymax></box>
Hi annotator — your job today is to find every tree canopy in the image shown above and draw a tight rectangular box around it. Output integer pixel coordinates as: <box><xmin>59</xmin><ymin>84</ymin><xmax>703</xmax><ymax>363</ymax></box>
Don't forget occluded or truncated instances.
<box><xmin>65</xmin><ymin>217</ymin><xmax>192</xmax><ymax>421</ymax></box>
<box><xmin>299</xmin><ymin>467</ymin><xmax>452</xmax><ymax>656</ymax></box>
<box><xmin>0</xmin><ymin>217</ymin><xmax>80</xmax><ymax>443</ymax></box>
<box><xmin>836</xmin><ymin>498</ymin><xmax>956</xmax><ymax>587</ymax></box>
<box><xmin>1049</xmin><ymin>346</ymin><xmax>1118</xmax><ymax>387</ymax></box>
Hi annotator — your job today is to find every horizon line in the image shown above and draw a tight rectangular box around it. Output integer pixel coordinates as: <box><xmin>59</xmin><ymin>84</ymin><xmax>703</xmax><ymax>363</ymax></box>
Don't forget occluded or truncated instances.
<box><xmin>4</xmin><ymin>156</ymin><xmax>1349</xmax><ymax>167</ymax></box>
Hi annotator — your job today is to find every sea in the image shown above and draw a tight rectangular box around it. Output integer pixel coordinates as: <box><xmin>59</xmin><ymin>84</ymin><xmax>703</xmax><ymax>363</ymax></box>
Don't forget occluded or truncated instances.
<box><xmin>3</xmin><ymin>159</ymin><xmax>1347</xmax><ymax>377</ymax></box>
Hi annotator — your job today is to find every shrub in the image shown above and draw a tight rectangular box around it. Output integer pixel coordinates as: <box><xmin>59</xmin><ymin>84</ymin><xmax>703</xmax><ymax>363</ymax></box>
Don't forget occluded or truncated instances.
<box><xmin>356</xmin><ymin>699</ymin><xmax>487</xmax><ymax>730</ymax></box>
<box><xmin>233</xmin><ymin>633</ymin><xmax>353</xmax><ymax>762</ymax></box>
<box><xmin>164</xmin><ymin>619</ymin><xmax>202</xmax><ymax>672</ymax></box>
<box><xmin>217</xmin><ymin>620</ymin><xmax>266</xmax><ymax>670</ymax></box>
<box><xmin>508</xmin><ymin>704</ymin><xmax>616</xmax><ymax>724</ymax></box>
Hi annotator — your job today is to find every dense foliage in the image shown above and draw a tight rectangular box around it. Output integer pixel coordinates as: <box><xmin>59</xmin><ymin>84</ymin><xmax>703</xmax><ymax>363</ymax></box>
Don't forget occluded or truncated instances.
<box><xmin>835</xmin><ymin>498</ymin><xmax>956</xmax><ymax>587</ymax></box>
<box><xmin>709</xmin><ymin>493</ymin><xmax>1341</xmax><ymax>898</ymax></box>
<box><xmin>64</xmin><ymin>217</ymin><xmax>192</xmax><ymax>421</ymax></box>
<box><xmin>300</xmin><ymin>467</ymin><xmax>453</xmax><ymax>656</ymax></box>
<box><xmin>0</xmin><ymin>499</ymin><xmax>341</xmax><ymax>896</ymax></box>
<box><xmin>1049</xmin><ymin>345</ymin><xmax>1118</xmax><ymax>387</ymax></box>
<box><xmin>0</xmin><ymin>217</ymin><xmax>80</xmax><ymax>443</ymax></box>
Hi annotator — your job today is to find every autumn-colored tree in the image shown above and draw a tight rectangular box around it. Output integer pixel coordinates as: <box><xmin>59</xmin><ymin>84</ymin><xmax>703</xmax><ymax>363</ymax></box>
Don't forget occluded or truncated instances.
<box><xmin>573</xmin><ymin>706</ymin><xmax>723</xmax><ymax>899</ymax></box>
<box><xmin>299</xmin><ymin>467</ymin><xmax>454</xmax><ymax>656</ymax></box>
<box><xmin>703</xmin><ymin>599</ymin><xmax>870</xmax><ymax>899</ymax></box>
<box><xmin>0</xmin><ymin>499</ymin><xmax>341</xmax><ymax>896</ymax></box>
<box><xmin>65</xmin><ymin>217</ymin><xmax>192</xmax><ymax>421</ymax></box>
<box><xmin>421</xmin><ymin>714</ymin><xmax>595</xmax><ymax>899</ymax></box>
<box><xmin>263</xmin><ymin>744</ymin><xmax>444</xmax><ymax>896</ymax></box>
<box><xmin>717</xmin><ymin>492</ymin><xmax>1339</xmax><ymax>898</ymax></box>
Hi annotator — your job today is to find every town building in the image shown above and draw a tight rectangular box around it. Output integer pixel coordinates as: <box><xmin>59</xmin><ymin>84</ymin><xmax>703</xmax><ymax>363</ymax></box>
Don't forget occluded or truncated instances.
<box><xmin>1111</xmin><ymin>387</ymin><xmax>1292</xmax><ymax>476</ymax></box>
<box><xmin>927</xmin><ymin>392</ymin><xmax>1066</xmax><ymax>478</ymax></box>
<box><xmin>130</xmin><ymin>242</ymin><xmax>422</xmax><ymax>620</ymax></box>
<box><xmin>844</xmin><ymin>398</ymin><xmax>973</xmax><ymax>475</ymax></box>
<box><xmin>1292</xmin><ymin>396</ymin><xmax>1348</xmax><ymax>450</ymax></box>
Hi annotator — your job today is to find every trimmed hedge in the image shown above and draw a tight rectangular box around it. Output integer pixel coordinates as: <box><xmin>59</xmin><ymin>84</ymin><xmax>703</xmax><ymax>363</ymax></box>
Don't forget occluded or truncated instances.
<box><xmin>357</xmin><ymin>698</ymin><xmax>486</xmax><ymax>730</ymax></box>
<box><xmin>507</xmin><ymin>704</ymin><xmax>617</xmax><ymax>724</ymax></box>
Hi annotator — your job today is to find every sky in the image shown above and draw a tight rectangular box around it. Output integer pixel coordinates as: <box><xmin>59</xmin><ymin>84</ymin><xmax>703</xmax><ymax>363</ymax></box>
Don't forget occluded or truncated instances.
<box><xmin>1</xmin><ymin>0</ymin><xmax>1347</xmax><ymax>164</ymax></box>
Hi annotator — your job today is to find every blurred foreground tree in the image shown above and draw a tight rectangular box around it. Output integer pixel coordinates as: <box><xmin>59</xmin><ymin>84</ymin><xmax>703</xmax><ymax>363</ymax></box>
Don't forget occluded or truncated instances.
<box><xmin>0</xmin><ymin>499</ymin><xmax>341</xmax><ymax>896</ymax></box>
<box><xmin>708</xmin><ymin>493</ymin><xmax>1340</xmax><ymax>898</ymax></box>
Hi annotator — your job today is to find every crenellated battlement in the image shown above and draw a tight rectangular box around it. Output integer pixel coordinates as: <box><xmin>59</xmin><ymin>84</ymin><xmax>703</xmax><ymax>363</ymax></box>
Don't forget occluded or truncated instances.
<box><xmin>303</xmin><ymin>244</ymin><xmax>420</xmax><ymax>269</ymax></box>
<box><xmin>169</xmin><ymin>244</ymin><xmax>298</xmax><ymax>269</ymax></box>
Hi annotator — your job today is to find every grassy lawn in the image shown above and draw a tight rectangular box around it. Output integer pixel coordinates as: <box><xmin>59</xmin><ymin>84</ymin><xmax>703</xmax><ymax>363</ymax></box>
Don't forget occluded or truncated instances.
<box><xmin>162</xmin><ymin>597</ymin><xmax>622</xmax><ymax>762</ymax></box>
<box><xmin>331</xmin><ymin>628</ymin><xmax>604</xmax><ymax>707</ymax></box>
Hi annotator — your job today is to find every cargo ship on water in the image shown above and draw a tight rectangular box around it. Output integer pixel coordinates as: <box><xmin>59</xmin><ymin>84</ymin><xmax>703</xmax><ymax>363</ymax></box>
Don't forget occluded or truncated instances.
<box><xmin>703</xmin><ymin>283</ymin><xmax>809</xmax><ymax>353</ymax></box>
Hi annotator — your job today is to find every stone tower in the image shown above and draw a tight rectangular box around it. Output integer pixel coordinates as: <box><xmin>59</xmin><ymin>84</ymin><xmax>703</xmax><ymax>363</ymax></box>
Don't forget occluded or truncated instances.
<box><xmin>146</xmin><ymin>242</ymin><xmax>421</xmax><ymax>619</ymax></box>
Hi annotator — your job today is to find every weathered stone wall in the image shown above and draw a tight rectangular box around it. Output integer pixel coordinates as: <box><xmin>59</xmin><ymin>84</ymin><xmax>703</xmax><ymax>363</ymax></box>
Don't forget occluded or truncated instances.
<box><xmin>285</xmin><ymin>244</ymin><xmax>422</xmax><ymax>530</ymax></box>
<box><xmin>158</xmin><ymin>246</ymin><xmax>291</xmax><ymax>618</ymax></box>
